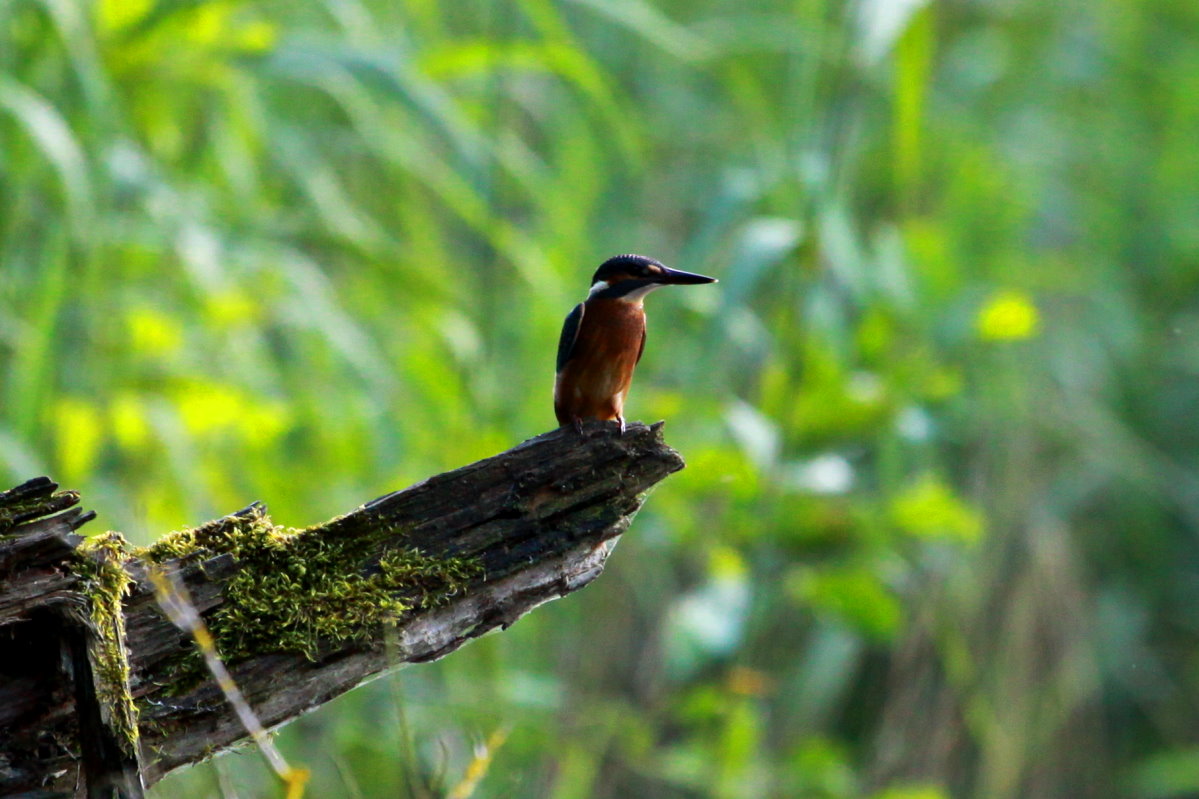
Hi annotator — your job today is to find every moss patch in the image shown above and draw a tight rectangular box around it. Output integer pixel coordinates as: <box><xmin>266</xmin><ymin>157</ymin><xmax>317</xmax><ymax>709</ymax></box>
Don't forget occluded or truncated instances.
<box><xmin>139</xmin><ymin>505</ymin><xmax>481</xmax><ymax>673</ymax></box>
<box><xmin>0</xmin><ymin>488</ymin><xmax>80</xmax><ymax>534</ymax></box>
<box><xmin>0</xmin><ymin>502</ymin><xmax>38</xmax><ymax>532</ymax></box>
<box><xmin>74</xmin><ymin>532</ymin><xmax>139</xmax><ymax>755</ymax></box>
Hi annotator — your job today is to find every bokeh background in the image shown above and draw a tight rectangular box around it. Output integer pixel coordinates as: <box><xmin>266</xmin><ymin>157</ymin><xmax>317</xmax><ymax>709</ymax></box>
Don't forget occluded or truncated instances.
<box><xmin>3</xmin><ymin>0</ymin><xmax>1198</xmax><ymax>796</ymax></box>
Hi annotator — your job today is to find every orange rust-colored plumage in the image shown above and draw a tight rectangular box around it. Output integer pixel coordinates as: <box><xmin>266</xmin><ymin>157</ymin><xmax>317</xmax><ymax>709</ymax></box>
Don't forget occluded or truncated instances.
<box><xmin>554</xmin><ymin>298</ymin><xmax>646</xmax><ymax>428</ymax></box>
<box><xmin>554</xmin><ymin>254</ymin><xmax>716</xmax><ymax>430</ymax></box>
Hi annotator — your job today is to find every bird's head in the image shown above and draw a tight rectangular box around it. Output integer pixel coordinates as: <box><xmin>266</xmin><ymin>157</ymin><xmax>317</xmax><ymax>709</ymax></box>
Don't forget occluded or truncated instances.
<box><xmin>588</xmin><ymin>254</ymin><xmax>717</xmax><ymax>301</ymax></box>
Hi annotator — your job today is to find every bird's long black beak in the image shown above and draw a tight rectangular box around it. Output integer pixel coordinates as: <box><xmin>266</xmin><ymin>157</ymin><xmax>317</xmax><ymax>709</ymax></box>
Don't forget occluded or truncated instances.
<box><xmin>656</xmin><ymin>266</ymin><xmax>718</xmax><ymax>285</ymax></box>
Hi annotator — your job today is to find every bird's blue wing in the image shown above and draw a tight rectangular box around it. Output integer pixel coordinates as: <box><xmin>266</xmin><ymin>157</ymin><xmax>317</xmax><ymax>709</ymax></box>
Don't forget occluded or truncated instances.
<box><xmin>556</xmin><ymin>303</ymin><xmax>584</xmax><ymax>373</ymax></box>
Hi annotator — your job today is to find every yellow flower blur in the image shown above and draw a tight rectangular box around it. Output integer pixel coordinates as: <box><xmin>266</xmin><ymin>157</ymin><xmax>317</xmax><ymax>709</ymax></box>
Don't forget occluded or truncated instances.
<box><xmin>173</xmin><ymin>382</ymin><xmax>291</xmax><ymax>447</ymax></box>
<box><xmin>55</xmin><ymin>398</ymin><xmax>103</xmax><ymax>482</ymax></box>
<box><xmin>204</xmin><ymin>290</ymin><xmax>258</xmax><ymax>328</ymax></box>
<box><xmin>110</xmin><ymin>393</ymin><xmax>150</xmax><ymax>450</ymax></box>
<box><xmin>891</xmin><ymin>475</ymin><xmax>984</xmax><ymax>544</ymax></box>
<box><xmin>127</xmin><ymin>308</ymin><xmax>183</xmax><ymax>357</ymax></box>
<box><xmin>976</xmin><ymin>290</ymin><xmax>1039</xmax><ymax>341</ymax></box>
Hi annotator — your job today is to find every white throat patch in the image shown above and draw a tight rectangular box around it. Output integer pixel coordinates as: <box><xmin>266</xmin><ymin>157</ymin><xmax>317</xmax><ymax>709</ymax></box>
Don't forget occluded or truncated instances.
<box><xmin>617</xmin><ymin>282</ymin><xmax>664</xmax><ymax>303</ymax></box>
<box><xmin>586</xmin><ymin>279</ymin><xmax>664</xmax><ymax>303</ymax></box>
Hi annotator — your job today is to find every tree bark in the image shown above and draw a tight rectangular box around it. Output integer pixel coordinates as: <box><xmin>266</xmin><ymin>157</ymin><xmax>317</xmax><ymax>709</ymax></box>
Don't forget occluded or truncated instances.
<box><xmin>0</xmin><ymin>421</ymin><xmax>683</xmax><ymax>797</ymax></box>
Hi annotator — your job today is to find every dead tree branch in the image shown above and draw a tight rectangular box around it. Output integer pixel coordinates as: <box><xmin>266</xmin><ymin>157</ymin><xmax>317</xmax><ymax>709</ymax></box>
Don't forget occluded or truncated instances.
<box><xmin>0</xmin><ymin>421</ymin><xmax>684</xmax><ymax>797</ymax></box>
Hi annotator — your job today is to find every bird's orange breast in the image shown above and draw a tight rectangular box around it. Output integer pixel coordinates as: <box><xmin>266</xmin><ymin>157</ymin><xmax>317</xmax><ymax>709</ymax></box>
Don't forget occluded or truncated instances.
<box><xmin>554</xmin><ymin>299</ymin><xmax>646</xmax><ymax>425</ymax></box>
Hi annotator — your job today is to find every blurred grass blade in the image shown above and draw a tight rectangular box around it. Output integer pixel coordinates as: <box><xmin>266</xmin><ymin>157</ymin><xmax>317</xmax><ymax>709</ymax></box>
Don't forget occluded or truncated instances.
<box><xmin>0</xmin><ymin>76</ymin><xmax>94</xmax><ymax>237</ymax></box>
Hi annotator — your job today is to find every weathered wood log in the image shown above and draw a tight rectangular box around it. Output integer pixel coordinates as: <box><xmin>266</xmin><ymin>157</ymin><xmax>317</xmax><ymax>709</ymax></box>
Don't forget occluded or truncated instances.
<box><xmin>0</xmin><ymin>477</ymin><xmax>139</xmax><ymax>799</ymax></box>
<box><xmin>0</xmin><ymin>421</ymin><xmax>684</xmax><ymax>797</ymax></box>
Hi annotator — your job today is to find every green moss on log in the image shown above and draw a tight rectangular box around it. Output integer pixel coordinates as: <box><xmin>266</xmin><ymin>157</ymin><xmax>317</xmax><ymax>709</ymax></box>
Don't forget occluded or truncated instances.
<box><xmin>74</xmin><ymin>532</ymin><xmax>140</xmax><ymax>755</ymax></box>
<box><xmin>140</xmin><ymin>505</ymin><xmax>481</xmax><ymax>672</ymax></box>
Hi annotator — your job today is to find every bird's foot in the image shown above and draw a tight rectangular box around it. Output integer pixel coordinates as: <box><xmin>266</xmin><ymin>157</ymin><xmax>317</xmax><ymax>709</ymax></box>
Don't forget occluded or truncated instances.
<box><xmin>573</xmin><ymin>417</ymin><xmax>584</xmax><ymax>435</ymax></box>
<box><xmin>617</xmin><ymin>415</ymin><xmax>626</xmax><ymax>436</ymax></box>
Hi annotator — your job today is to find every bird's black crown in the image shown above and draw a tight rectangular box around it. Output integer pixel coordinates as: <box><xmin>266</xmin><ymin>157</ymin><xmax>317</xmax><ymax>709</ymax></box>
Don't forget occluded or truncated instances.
<box><xmin>591</xmin><ymin>254</ymin><xmax>665</xmax><ymax>285</ymax></box>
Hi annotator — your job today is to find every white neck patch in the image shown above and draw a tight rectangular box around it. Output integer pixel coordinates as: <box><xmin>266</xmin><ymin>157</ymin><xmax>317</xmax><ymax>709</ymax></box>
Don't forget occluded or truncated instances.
<box><xmin>617</xmin><ymin>282</ymin><xmax>664</xmax><ymax>303</ymax></box>
<box><xmin>586</xmin><ymin>279</ymin><xmax>664</xmax><ymax>303</ymax></box>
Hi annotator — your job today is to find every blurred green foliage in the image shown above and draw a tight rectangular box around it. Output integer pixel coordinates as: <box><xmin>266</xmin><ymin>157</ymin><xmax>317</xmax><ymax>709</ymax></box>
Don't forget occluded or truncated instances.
<box><xmin>2</xmin><ymin>0</ymin><xmax>1198</xmax><ymax>796</ymax></box>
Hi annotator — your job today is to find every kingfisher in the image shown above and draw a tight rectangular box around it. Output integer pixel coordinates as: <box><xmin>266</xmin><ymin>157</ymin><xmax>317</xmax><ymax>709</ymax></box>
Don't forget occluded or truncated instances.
<box><xmin>554</xmin><ymin>254</ymin><xmax>717</xmax><ymax>433</ymax></box>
